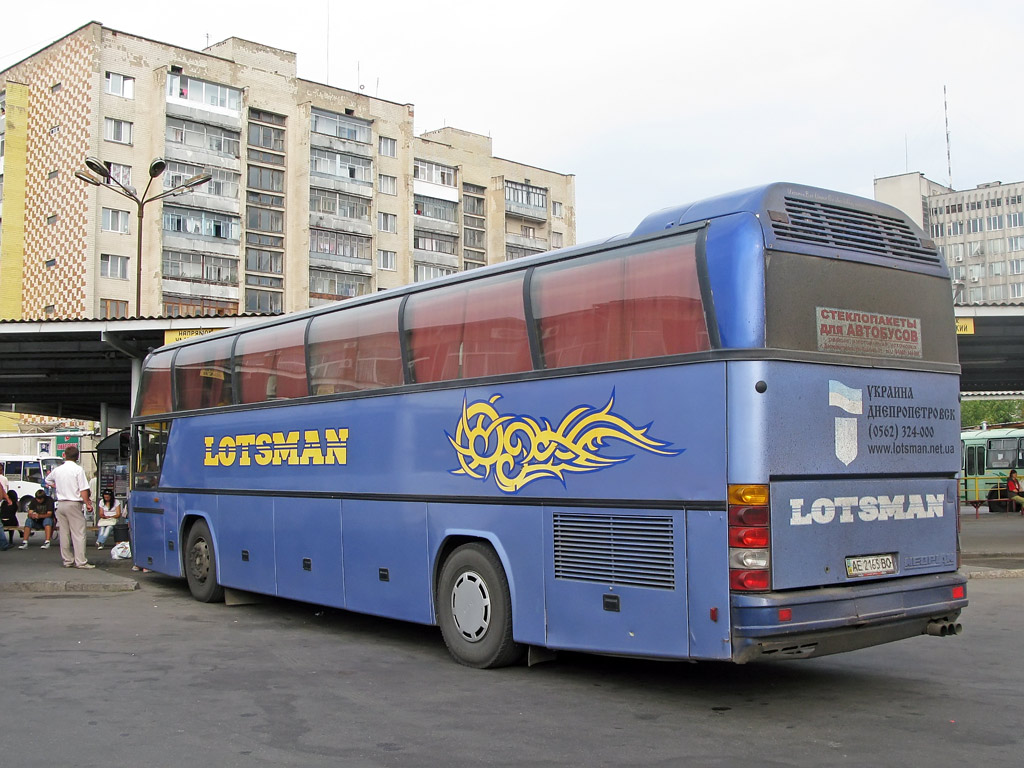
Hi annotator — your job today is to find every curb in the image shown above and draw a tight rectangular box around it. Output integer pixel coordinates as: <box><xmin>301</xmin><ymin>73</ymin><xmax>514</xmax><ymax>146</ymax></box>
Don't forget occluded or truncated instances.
<box><xmin>3</xmin><ymin>579</ymin><xmax>140</xmax><ymax>593</ymax></box>
<box><xmin>962</xmin><ymin>568</ymin><xmax>1024</xmax><ymax>580</ymax></box>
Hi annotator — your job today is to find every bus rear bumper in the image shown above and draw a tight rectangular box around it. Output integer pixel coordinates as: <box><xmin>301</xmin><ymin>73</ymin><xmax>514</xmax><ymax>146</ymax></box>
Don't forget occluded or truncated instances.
<box><xmin>730</xmin><ymin>572</ymin><xmax>968</xmax><ymax>663</ymax></box>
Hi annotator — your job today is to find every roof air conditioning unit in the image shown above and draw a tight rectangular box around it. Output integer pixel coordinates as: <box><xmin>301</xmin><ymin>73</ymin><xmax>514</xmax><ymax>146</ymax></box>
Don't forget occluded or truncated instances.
<box><xmin>955</xmin><ymin>255</ymin><xmax>964</xmax><ymax>262</ymax></box>
<box><xmin>970</xmin><ymin>276</ymin><xmax>980</xmax><ymax>282</ymax></box>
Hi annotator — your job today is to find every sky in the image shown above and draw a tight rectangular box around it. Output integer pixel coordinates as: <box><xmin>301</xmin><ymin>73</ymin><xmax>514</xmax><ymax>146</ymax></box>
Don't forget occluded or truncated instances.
<box><xmin>1</xmin><ymin>0</ymin><xmax>1022</xmax><ymax>242</ymax></box>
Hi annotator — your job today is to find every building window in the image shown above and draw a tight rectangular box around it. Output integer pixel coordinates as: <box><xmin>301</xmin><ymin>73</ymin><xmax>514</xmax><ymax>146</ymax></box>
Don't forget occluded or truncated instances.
<box><xmin>103</xmin><ymin>162</ymin><xmax>132</xmax><ymax>188</ymax></box>
<box><xmin>505</xmin><ymin>180</ymin><xmax>547</xmax><ymax>209</ymax></box>
<box><xmin>413</xmin><ymin>263</ymin><xmax>456</xmax><ymax>282</ymax></box>
<box><xmin>100</xmin><ymin>253</ymin><xmax>129</xmax><ymax>279</ymax></box>
<box><xmin>379</xmin><ymin>136</ymin><xmax>397</xmax><ymax>157</ymax></box>
<box><xmin>413</xmin><ymin>231</ymin><xmax>457</xmax><ymax>254</ymax></box>
<box><xmin>413</xmin><ymin>159</ymin><xmax>456</xmax><ymax>187</ymax></box>
<box><xmin>104</xmin><ymin>117</ymin><xmax>133</xmax><ymax>144</ymax></box>
<box><xmin>166</xmin><ymin>117</ymin><xmax>240</xmax><ymax>157</ymax></box>
<box><xmin>104</xmin><ymin>72</ymin><xmax>135</xmax><ymax>99</ymax></box>
<box><xmin>102</xmin><ymin>208</ymin><xmax>130</xmax><ymax>234</ymax></box>
<box><xmin>248</xmin><ymin>108</ymin><xmax>286</xmax><ymax>126</ymax></box>
<box><xmin>1010</xmin><ymin>259</ymin><xmax>1024</xmax><ymax>275</ymax></box>
<box><xmin>463</xmin><ymin>182</ymin><xmax>486</xmax><ymax>195</ymax></box>
<box><xmin>552</xmin><ymin>231</ymin><xmax>564</xmax><ymax>249</ymax></box>
<box><xmin>968</xmin><ymin>218</ymin><xmax>983</xmax><ymax>234</ymax></box>
<box><xmin>248</xmin><ymin>122</ymin><xmax>284</xmax><ymax>151</ymax></box>
<box><xmin>309</xmin><ymin>228</ymin><xmax>371</xmax><ymax>261</ymax></box>
<box><xmin>506</xmin><ymin>245</ymin><xmax>543</xmax><ymax>261</ymax></box>
<box><xmin>414</xmin><ymin>196</ymin><xmax>456</xmax><ymax>222</ymax></box>
<box><xmin>988</xmin><ymin>284</ymin><xmax>1007</xmax><ymax>301</ymax></box>
<box><xmin>521</xmin><ymin>225</ymin><xmax>535</xmax><ymax>238</ymax></box>
<box><xmin>246</xmin><ymin>247</ymin><xmax>283</xmax><ymax>274</ymax></box>
<box><xmin>552</xmin><ymin>200</ymin><xmax>564</xmax><ymax>217</ymax></box>
<box><xmin>101</xmin><ymin>299</ymin><xmax>128</xmax><ymax>319</ymax></box>
<box><xmin>246</xmin><ymin>206</ymin><xmax>284</xmax><ymax>233</ymax></box>
<box><xmin>379</xmin><ymin>174</ymin><xmax>397</xmax><ymax>195</ymax></box>
<box><xmin>464</xmin><ymin>195</ymin><xmax>485</xmax><ymax>215</ymax></box>
<box><xmin>310</xmin><ymin>148</ymin><xmax>372</xmax><ymax>183</ymax></box>
<box><xmin>164</xmin><ymin>296</ymin><xmax>238</xmax><ymax>317</ymax></box>
<box><xmin>167</xmin><ymin>73</ymin><xmax>241</xmax><ymax>112</ymax></box>
<box><xmin>988</xmin><ymin>215</ymin><xmax>1004</xmax><ymax>231</ymax></box>
<box><xmin>310</xmin><ymin>188</ymin><xmax>370</xmax><ymax>220</ymax></box>
<box><xmin>464</xmin><ymin>229</ymin><xmax>485</xmax><ymax>249</ymax></box>
<box><xmin>163</xmin><ymin>250</ymin><xmax>238</xmax><ymax>285</ymax></box>
<box><xmin>163</xmin><ymin>206</ymin><xmax>240</xmax><ymax>240</ymax></box>
<box><xmin>245</xmin><ymin>289</ymin><xmax>283</xmax><ymax>314</ymax></box>
<box><xmin>947</xmin><ymin>221</ymin><xmax>964</xmax><ymax>236</ymax></box>
<box><xmin>248</xmin><ymin>149</ymin><xmax>285</xmax><ymax>166</ymax></box>
<box><xmin>311</xmin><ymin>108</ymin><xmax>371</xmax><ymax>143</ymax></box>
<box><xmin>247</xmin><ymin>165</ymin><xmax>284</xmax><ymax>192</ymax></box>
<box><xmin>463</xmin><ymin>250</ymin><xmax>485</xmax><ymax>270</ymax></box>
<box><xmin>378</xmin><ymin>212</ymin><xmax>397</xmax><ymax>233</ymax></box>
<box><xmin>378</xmin><ymin>249</ymin><xmax>396</xmax><ymax>271</ymax></box>
<box><xmin>990</xmin><ymin>261</ymin><xmax>1006</xmax><ymax>277</ymax></box>
<box><xmin>309</xmin><ymin>268</ymin><xmax>371</xmax><ymax>304</ymax></box>
<box><xmin>1009</xmin><ymin>237</ymin><xmax>1024</xmax><ymax>253</ymax></box>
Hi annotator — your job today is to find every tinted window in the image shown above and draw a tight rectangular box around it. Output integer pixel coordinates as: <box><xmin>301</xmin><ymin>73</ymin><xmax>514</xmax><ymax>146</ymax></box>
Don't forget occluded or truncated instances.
<box><xmin>308</xmin><ymin>299</ymin><xmax>403</xmax><ymax>394</ymax></box>
<box><xmin>766</xmin><ymin>252</ymin><xmax>958</xmax><ymax>363</ymax></box>
<box><xmin>235</xmin><ymin>320</ymin><xmax>309</xmax><ymax>403</ymax></box>
<box><xmin>174</xmin><ymin>337</ymin><xmax>235</xmax><ymax>410</ymax></box>
<box><xmin>987</xmin><ymin>438</ymin><xmax>1017</xmax><ymax>469</ymax></box>
<box><xmin>405</xmin><ymin>272</ymin><xmax>530</xmax><ymax>383</ymax></box>
<box><xmin>532</xmin><ymin>234</ymin><xmax>708</xmax><ymax>368</ymax></box>
<box><xmin>137</xmin><ymin>350</ymin><xmax>174</xmax><ymax>417</ymax></box>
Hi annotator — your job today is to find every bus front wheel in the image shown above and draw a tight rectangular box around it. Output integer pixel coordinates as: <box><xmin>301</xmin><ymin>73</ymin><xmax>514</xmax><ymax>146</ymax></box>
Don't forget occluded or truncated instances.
<box><xmin>436</xmin><ymin>543</ymin><xmax>524</xmax><ymax>668</ymax></box>
<box><xmin>184</xmin><ymin>520</ymin><xmax>224</xmax><ymax>603</ymax></box>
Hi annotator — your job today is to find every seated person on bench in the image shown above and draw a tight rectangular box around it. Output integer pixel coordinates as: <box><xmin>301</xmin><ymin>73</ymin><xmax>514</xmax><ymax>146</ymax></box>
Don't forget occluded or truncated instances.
<box><xmin>20</xmin><ymin>489</ymin><xmax>56</xmax><ymax>549</ymax></box>
<box><xmin>1</xmin><ymin>489</ymin><xmax>19</xmax><ymax>546</ymax></box>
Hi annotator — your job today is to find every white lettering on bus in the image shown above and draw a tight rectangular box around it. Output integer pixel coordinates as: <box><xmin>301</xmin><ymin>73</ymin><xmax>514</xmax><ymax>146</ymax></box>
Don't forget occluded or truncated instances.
<box><xmin>788</xmin><ymin>494</ymin><xmax>944</xmax><ymax>525</ymax></box>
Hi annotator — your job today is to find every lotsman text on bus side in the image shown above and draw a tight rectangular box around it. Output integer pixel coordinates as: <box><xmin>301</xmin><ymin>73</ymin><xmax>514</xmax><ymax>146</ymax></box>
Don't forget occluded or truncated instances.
<box><xmin>203</xmin><ymin>429</ymin><xmax>349</xmax><ymax>467</ymax></box>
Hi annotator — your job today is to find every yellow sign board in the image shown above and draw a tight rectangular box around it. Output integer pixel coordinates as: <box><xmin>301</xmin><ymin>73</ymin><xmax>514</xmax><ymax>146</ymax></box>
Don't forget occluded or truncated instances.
<box><xmin>164</xmin><ymin>328</ymin><xmax>218</xmax><ymax>344</ymax></box>
<box><xmin>956</xmin><ymin>318</ymin><xmax>975</xmax><ymax>335</ymax></box>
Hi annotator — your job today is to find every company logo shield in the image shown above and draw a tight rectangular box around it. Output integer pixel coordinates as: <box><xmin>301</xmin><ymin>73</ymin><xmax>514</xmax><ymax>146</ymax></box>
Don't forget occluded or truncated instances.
<box><xmin>828</xmin><ymin>380</ymin><xmax>862</xmax><ymax>466</ymax></box>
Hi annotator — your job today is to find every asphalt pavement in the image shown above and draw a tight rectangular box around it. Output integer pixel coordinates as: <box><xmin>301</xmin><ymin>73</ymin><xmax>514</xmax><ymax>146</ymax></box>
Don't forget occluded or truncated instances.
<box><xmin>1</xmin><ymin>508</ymin><xmax>1022</xmax><ymax>595</ymax></box>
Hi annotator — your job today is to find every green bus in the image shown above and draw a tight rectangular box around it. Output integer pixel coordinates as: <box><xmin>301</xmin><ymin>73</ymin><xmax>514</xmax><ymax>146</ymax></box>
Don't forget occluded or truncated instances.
<box><xmin>960</xmin><ymin>427</ymin><xmax>1024</xmax><ymax>512</ymax></box>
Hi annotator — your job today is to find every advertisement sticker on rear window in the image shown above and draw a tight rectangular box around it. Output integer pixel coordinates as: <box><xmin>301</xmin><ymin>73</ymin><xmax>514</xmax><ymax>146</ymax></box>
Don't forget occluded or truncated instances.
<box><xmin>816</xmin><ymin>307</ymin><xmax>923</xmax><ymax>358</ymax></box>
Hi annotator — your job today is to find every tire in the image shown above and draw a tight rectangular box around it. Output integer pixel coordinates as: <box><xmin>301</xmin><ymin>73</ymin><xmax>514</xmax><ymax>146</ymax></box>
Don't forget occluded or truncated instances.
<box><xmin>184</xmin><ymin>519</ymin><xmax>224</xmax><ymax>603</ymax></box>
<box><xmin>436</xmin><ymin>543</ymin><xmax>524</xmax><ymax>668</ymax></box>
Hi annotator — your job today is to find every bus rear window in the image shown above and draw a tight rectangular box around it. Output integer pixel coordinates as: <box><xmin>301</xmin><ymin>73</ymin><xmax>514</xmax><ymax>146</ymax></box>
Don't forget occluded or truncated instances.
<box><xmin>174</xmin><ymin>337</ymin><xmax>234</xmax><ymax>411</ymax></box>
<box><xmin>405</xmin><ymin>273</ymin><xmax>531</xmax><ymax>383</ymax></box>
<box><xmin>308</xmin><ymin>298</ymin><xmax>403</xmax><ymax>394</ymax></box>
<box><xmin>531</xmin><ymin>233</ymin><xmax>708</xmax><ymax>369</ymax></box>
<box><xmin>137</xmin><ymin>350</ymin><xmax>174</xmax><ymax>417</ymax></box>
<box><xmin>235</xmin><ymin>320</ymin><xmax>309</xmax><ymax>403</ymax></box>
<box><xmin>765</xmin><ymin>251</ymin><xmax>958</xmax><ymax>363</ymax></box>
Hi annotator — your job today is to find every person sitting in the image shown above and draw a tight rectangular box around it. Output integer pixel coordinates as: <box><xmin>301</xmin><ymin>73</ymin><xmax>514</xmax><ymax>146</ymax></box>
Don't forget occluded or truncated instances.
<box><xmin>1007</xmin><ymin>470</ymin><xmax>1024</xmax><ymax>513</ymax></box>
<box><xmin>20</xmin><ymin>489</ymin><xmax>56</xmax><ymax>549</ymax></box>
<box><xmin>1</xmin><ymin>489</ymin><xmax>19</xmax><ymax>546</ymax></box>
<box><xmin>95</xmin><ymin>489</ymin><xmax>122</xmax><ymax>549</ymax></box>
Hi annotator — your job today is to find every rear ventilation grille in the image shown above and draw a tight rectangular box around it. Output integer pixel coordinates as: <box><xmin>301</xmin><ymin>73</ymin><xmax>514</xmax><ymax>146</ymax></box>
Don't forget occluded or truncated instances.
<box><xmin>772</xmin><ymin>196</ymin><xmax>940</xmax><ymax>265</ymax></box>
<box><xmin>553</xmin><ymin>512</ymin><xmax>675</xmax><ymax>589</ymax></box>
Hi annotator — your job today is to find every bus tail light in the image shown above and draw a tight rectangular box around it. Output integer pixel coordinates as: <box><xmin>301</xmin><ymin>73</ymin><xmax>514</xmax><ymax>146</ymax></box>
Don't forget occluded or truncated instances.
<box><xmin>729</xmin><ymin>484</ymin><xmax>770</xmax><ymax>592</ymax></box>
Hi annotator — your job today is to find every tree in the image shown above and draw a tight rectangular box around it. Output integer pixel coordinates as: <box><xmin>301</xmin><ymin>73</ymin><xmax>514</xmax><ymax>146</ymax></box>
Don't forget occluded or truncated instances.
<box><xmin>961</xmin><ymin>399</ymin><xmax>1024</xmax><ymax>429</ymax></box>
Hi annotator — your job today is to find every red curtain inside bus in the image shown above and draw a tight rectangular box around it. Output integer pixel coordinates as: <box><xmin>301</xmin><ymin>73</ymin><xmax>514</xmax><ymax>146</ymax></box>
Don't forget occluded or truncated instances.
<box><xmin>137</xmin><ymin>350</ymin><xmax>174</xmax><ymax>416</ymax></box>
<box><xmin>235</xmin><ymin>320</ymin><xmax>309</xmax><ymax>403</ymax></box>
<box><xmin>405</xmin><ymin>273</ymin><xmax>531</xmax><ymax>384</ymax></box>
<box><xmin>174</xmin><ymin>336</ymin><xmax>234</xmax><ymax>410</ymax></box>
<box><xmin>307</xmin><ymin>298</ymin><xmax>403</xmax><ymax>394</ymax></box>
<box><xmin>532</xmin><ymin>238</ymin><xmax>708</xmax><ymax>368</ymax></box>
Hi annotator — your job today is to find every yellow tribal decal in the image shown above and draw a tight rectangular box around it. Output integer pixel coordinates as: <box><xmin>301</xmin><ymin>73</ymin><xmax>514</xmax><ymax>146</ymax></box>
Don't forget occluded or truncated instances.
<box><xmin>447</xmin><ymin>392</ymin><xmax>679</xmax><ymax>493</ymax></box>
<box><xmin>204</xmin><ymin>429</ymin><xmax>348</xmax><ymax>467</ymax></box>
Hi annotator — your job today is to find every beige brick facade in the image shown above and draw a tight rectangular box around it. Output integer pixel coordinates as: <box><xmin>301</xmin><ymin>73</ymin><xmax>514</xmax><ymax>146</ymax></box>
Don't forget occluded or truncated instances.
<box><xmin>0</xmin><ymin>22</ymin><xmax>576</xmax><ymax>321</ymax></box>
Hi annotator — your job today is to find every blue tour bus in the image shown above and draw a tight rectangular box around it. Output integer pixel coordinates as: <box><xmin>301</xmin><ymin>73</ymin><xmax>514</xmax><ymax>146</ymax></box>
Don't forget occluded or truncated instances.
<box><xmin>130</xmin><ymin>183</ymin><xmax>967</xmax><ymax>667</ymax></box>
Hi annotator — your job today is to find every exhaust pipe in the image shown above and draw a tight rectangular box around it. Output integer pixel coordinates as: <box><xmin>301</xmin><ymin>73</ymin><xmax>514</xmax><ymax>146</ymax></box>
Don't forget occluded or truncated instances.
<box><xmin>926</xmin><ymin>621</ymin><xmax>964</xmax><ymax>637</ymax></box>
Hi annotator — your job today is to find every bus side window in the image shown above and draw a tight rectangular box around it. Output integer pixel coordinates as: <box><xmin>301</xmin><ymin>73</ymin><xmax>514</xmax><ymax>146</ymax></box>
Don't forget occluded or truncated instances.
<box><xmin>978</xmin><ymin>447</ymin><xmax>986</xmax><ymax>474</ymax></box>
<box><xmin>966</xmin><ymin>447</ymin><xmax>976</xmax><ymax>476</ymax></box>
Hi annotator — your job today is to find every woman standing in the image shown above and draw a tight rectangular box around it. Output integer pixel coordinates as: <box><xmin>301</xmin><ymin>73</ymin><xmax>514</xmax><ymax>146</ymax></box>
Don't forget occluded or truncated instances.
<box><xmin>95</xmin><ymin>489</ymin><xmax>122</xmax><ymax>549</ymax></box>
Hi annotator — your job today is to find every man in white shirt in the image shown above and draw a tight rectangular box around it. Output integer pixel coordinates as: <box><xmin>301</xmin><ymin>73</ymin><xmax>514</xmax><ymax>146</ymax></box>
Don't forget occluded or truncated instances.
<box><xmin>44</xmin><ymin>446</ymin><xmax>95</xmax><ymax>569</ymax></box>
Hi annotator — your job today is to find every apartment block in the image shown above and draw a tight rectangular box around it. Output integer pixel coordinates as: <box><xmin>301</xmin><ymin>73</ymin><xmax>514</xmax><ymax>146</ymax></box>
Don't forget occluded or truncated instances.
<box><xmin>0</xmin><ymin>22</ymin><xmax>576</xmax><ymax>320</ymax></box>
<box><xmin>875</xmin><ymin>171</ymin><xmax>1024</xmax><ymax>304</ymax></box>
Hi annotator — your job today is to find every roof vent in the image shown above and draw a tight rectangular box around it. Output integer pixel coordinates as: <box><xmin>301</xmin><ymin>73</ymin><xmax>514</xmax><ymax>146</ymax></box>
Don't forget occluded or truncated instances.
<box><xmin>771</xmin><ymin>196</ymin><xmax>940</xmax><ymax>265</ymax></box>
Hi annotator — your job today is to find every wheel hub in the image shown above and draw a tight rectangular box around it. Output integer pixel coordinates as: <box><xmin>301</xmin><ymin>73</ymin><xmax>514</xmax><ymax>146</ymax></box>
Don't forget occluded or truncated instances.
<box><xmin>450</xmin><ymin>570</ymin><xmax>490</xmax><ymax>642</ymax></box>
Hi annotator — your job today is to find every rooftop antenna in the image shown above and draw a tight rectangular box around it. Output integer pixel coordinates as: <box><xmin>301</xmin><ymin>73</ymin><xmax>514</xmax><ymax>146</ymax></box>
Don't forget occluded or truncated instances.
<box><xmin>944</xmin><ymin>85</ymin><xmax>953</xmax><ymax>189</ymax></box>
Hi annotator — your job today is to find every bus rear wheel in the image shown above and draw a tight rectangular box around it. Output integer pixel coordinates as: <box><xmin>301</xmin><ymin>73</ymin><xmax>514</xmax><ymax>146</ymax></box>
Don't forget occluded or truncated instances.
<box><xmin>185</xmin><ymin>519</ymin><xmax>224</xmax><ymax>603</ymax></box>
<box><xmin>436</xmin><ymin>543</ymin><xmax>524</xmax><ymax>668</ymax></box>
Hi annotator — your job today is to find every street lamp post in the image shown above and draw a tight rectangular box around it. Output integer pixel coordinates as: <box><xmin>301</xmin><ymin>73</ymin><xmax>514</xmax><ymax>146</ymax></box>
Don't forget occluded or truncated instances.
<box><xmin>75</xmin><ymin>157</ymin><xmax>212</xmax><ymax>317</ymax></box>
